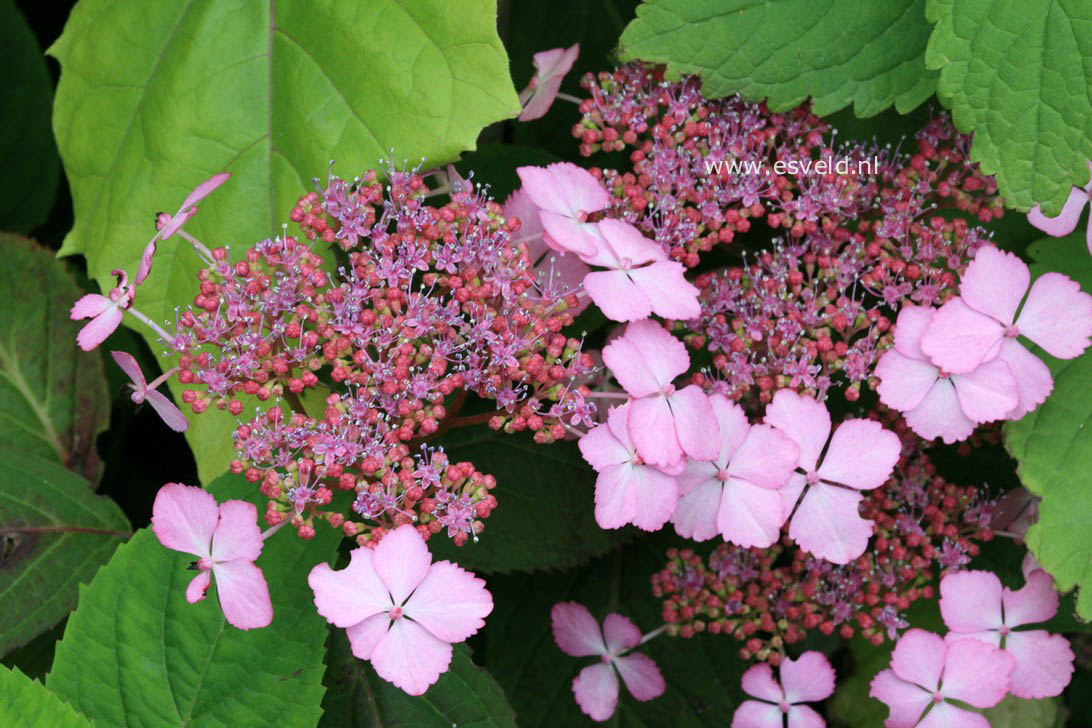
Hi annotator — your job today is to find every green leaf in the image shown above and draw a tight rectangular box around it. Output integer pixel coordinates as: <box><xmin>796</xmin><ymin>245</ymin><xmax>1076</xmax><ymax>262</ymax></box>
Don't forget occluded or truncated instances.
<box><xmin>0</xmin><ymin>0</ymin><xmax>60</xmax><ymax>233</ymax></box>
<box><xmin>47</xmin><ymin>471</ymin><xmax>340</xmax><ymax>728</ymax></box>
<box><xmin>48</xmin><ymin>0</ymin><xmax>521</xmax><ymax>482</ymax></box>
<box><xmin>618</xmin><ymin>0</ymin><xmax>937</xmax><ymax>117</ymax></box>
<box><xmin>0</xmin><ymin>448</ymin><xmax>129</xmax><ymax>657</ymax></box>
<box><xmin>0</xmin><ymin>235</ymin><xmax>110</xmax><ymax>482</ymax></box>
<box><xmin>320</xmin><ymin>631</ymin><xmax>516</xmax><ymax>728</ymax></box>
<box><xmin>0</xmin><ymin>664</ymin><xmax>94</xmax><ymax>728</ymax></box>
<box><xmin>981</xmin><ymin>695</ymin><xmax>1063</xmax><ymax>728</ymax></box>
<box><xmin>924</xmin><ymin>0</ymin><xmax>1092</xmax><ymax>214</ymax></box>
<box><xmin>427</xmin><ymin>430</ymin><xmax>629</xmax><ymax>574</ymax></box>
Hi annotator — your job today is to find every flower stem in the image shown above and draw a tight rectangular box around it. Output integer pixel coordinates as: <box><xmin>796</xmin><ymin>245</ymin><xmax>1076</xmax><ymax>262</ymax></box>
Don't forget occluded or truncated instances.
<box><xmin>639</xmin><ymin>624</ymin><xmax>668</xmax><ymax>645</ymax></box>
<box><xmin>261</xmin><ymin>520</ymin><xmax>288</xmax><ymax>541</ymax></box>
<box><xmin>126</xmin><ymin>306</ymin><xmax>172</xmax><ymax>342</ymax></box>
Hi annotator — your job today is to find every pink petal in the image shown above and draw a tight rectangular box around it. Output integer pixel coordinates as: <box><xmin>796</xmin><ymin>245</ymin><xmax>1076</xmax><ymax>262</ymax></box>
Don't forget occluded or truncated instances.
<box><xmin>780</xmin><ymin>651</ymin><xmax>835</xmax><ymax>703</ymax></box>
<box><xmin>916</xmin><ymin>701</ymin><xmax>990</xmax><ymax>728</ymax></box>
<box><xmin>817</xmin><ymin>418</ymin><xmax>900</xmax><ymax>491</ymax></box>
<box><xmin>345</xmin><ymin>612</ymin><xmax>391</xmax><ymax>660</ymax></box>
<box><xmin>1003</xmin><ymin>629</ymin><xmax>1075</xmax><ymax>699</ymax></box>
<box><xmin>518</xmin><ymin>44</ymin><xmax>579</xmax><ymax>121</ymax></box>
<box><xmin>75</xmin><ymin>304</ymin><xmax>123</xmax><ymax>351</ymax></box>
<box><xmin>728</xmin><ymin>423</ymin><xmax>800</xmax><ymax>489</ymax></box>
<box><xmin>876</xmin><ymin>349</ymin><xmax>939</xmax><ymax>412</ymax></box>
<box><xmin>70</xmin><ymin>293</ymin><xmax>112</xmax><ymax>320</ymax></box>
<box><xmin>717</xmin><ymin>477</ymin><xmax>786</xmax><ymax>548</ymax></box>
<box><xmin>578</xmin><ymin>418</ymin><xmax>632</xmax><ymax>472</ymax></box>
<box><xmin>903</xmin><ymin>378</ymin><xmax>976</xmax><ymax>444</ymax></box>
<box><xmin>210</xmin><ymin>499</ymin><xmax>263</xmax><ymax>563</ymax></box>
<box><xmin>763</xmin><ymin>390</ymin><xmax>831</xmax><ymax>472</ymax></box>
<box><xmin>614</xmin><ymin>652</ymin><xmax>665</xmax><ymax>701</ymax></box>
<box><xmin>583</xmin><ymin>270</ymin><xmax>654</xmax><ymax>322</ymax></box>
<box><xmin>372</xmin><ymin>524</ymin><xmax>432</xmax><ymax>605</ymax></box>
<box><xmin>892</xmin><ymin>305</ymin><xmax>938</xmax><ymax>359</ymax></box>
<box><xmin>158</xmin><ymin>207</ymin><xmax>196</xmax><ymax>241</ymax></box>
<box><xmin>110</xmin><ymin>350</ymin><xmax>146</xmax><ymax>391</ymax></box>
<box><xmin>788</xmin><ymin>483</ymin><xmax>872</xmax><ymax>564</ymax></box>
<box><xmin>628</xmin><ymin>262</ymin><xmax>702</xmax><ymax>321</ymax></box>
<box><xmin>708</xmin><ymin>394</ymin><xmax>750</xmax><ymax>465</ymax></box>
<box><xmin>998</xmin><ymin>339</ymin><xmax>1053</xmax><ymax>419</ymax></box>
<box><xmin>178</xmin><ymin>172</ymin><xmax>231</xmax><ymax>213</ymax></box>
<box><xmin>1015</xmin><ymin>271</ymin><xmax>1092</xmax><ymax>359</ymax></box>
<box><xmin>1001</xmin><ymin>569</ymin><xmax>1059</xmax><ymax>627</ymax></box>
<box><xmin>539</xmin><ymin>211</ymin><xmax>602</xmax><ymax>258</ymax></box>
<box><xmin>785</xmin><ymin>705</ymin><xmax>826</xmax><ymax>728</ymax></box>
<box><xmin>869</xmin><ymin>668</ymin><xmax>932</xmax><ymax>728</ymax></box>
<box><xmin>942</xmin><ymin>630</ymin><xmax>999</xmax><ymax>649</ymax></box>
<box><xmin>602</xmin><ymin>613</ymin><xmax>641</xmax><ymax>654</ymax></box>
<box><xmin>676</xmin><ymin>457</ymin><xmax>721</xmax><ymax>497</ymax></box>
<box><xmin>592</xmin><ymin>219</ymin><xmax>665</xmax><ymax>266</ymax></box>
<box><xmin>185</xmin><ymin>570</ymin><xmax>211</xmax><ymax>604</ymax></box>
<box><xmin>1027</xmin><ymin>186</ymin><xmax>1088</xmax><ymax>237</ymax></box>
<box><xmin>960</xmin><ymin>246</ymin><xmax>1029</xmax><ymax>326</ymax></box>
<box><xmin>370</xmin><ymin>618</ymin><xmax>453</xmax><ymax>696</ymax></box>
<box><xmin>212</xmin><ymin>559</ymin><xmax>272</xmax><ymax>630</ymax></box>
<box><xmin>629</xmin><ymin>395</ymin><xmax>684</xmax><ymax>467</ymax></box>
<box><xmin>740</xmin><ymin>662</ymin><xmax>784</xmax><ymax>702</ymax></box>
<box><xmin>667</xmin><ymin>385</ymin><xmax>720</xmax><ymax>462</ymax></box>
<box><xmin>604</xmin><ymin>401</ymin><xmax>636</xmax><ymax>452</ymax></box>
<box><xmin>602</xmin><ymin>320</ymin><xmax>690</xmax><ymax>396</ymax></box>
<box><xmin>572</xmin><ymin>662</ymin><xmax>619</xmax><ymax>722</ymax></box>
<box><xmin>779</xmin><ymin>473</ymin><xmax>806</xmax><ymax>516</ymax></box>
<box><xmin>551</xmin><ymin>602</ymin><xmax>606</xmax><ymax>657</ymax></box>
<box><xmin>135</xmin><ymin>238</ymin><xmax>158</xmax><ymax>286</ymax></box>
<box><xmin>145</xmin><ymin>390</ymin><xmax>189</xmax><ymax>432</ymax></box>
<box><xmin>308</xmin><ymin>548</ymin><xmax>391</xmax><ymax>629</ymax></box>
<box><xmin>951</xmin><ymin>358</ymin><xmax>1019</xmax><ymax>423</ymax></box>
<box><xmin>671</xmin><ymin>478</ymin><xmax>722</xmax><ymax>541</ymax></box>
<box><xmin>920</xmin><ymin>297</ymin><xmax>1005</xmax><ymax>374</ymax></box>
<box><xmin>730</xmin><ymin>700</ymin><xmax>785</xmax><ymax>728</ymax></box>
<box><xmin>151</xmin><ymin>483</ymin><xmax>217</xmax><ymax>558</ymax></box>
<box><xmin>890</xmin><ymin>628</ymin><xmax>945</xmax><ymax>690</ymax></box>
<box><xmin>939</xmin><ymin>638</ymin><xmax>1013</xmax><ymax>708</ymax></box>
<box><xmin>939</xmin><ymin>570</ymin><xmax>1003</xmax><ymax>633</ymax></box>
<box><xmin>517</xmin><ymin>163</ymin><xmax>610</xmax><ymax>219</ymax></box>
<box><xmin>593</xmin><ymin>462</ymin><xmax>677</xmax><ymax>531</ymax></box>
<box><xmin>403</xmin><ymin>560</ymin><xmax>492</xmax><ymax>643</ymax></box>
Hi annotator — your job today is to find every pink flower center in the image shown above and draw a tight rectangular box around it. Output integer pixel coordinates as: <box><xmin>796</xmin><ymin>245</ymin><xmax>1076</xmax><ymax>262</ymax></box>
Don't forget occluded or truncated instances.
<box><xmin>389</xmin><ymin>606</ymin><xmax>403</xmax><ymax>620</ymax></box>
<box><xmin>632</xmin><ymin>453</ymin><xmax>645</xmax><ymax>466</ymax></box>
<box><xmin>999</xmin><ymin>625</ymin><xmax>1011</xmax><ymax>636</ymax></box>
<box><xmin>619</xmin><ymin>256</ymin><xmax>633</xmax><ymax>271</ymax></box>
<box><xmin>662</xmin><ymin>383</ymin><xmax>676</xmax><ymax>396</ymax></box>
<box><xmin>778</xmin><ymin>701</ymin><xmax>791</xmax><ymax>713</ymax></box>
<box><xmin>196</xmin><ymin>557</ymin><xmax>212</xmax><ymax>571</ymax></box>
<box><xmin>130</xmin><ymin>390</ymin><xmax>145</xmax><ymax>404</ymax></box>
<box><xmin>1004</xmin><ymin>323</ymin><xmax>1020</xmax><ymax>338</ymax></box>
<box><xmin>716</xmin><ymin>469</ymin><xmax>730</xmax><ymax>482</ymax></box>
<box><xmin>937</xmin><ymin>369</ymin><xmax>951</xmax><ymax>379</ymax></box>
<box><xmin>932</xmin><ymin>691</ymin><xmax>944</xmax><ymax>703</ymax></box>
<box><xmin>600</xmin><ymin>653</ymin><xmax>612</xmax><ymax>664</ymax></box>
<box><xmin>805</xmin><ymin>471</ymin><xmax>820</xmax><ymax>486</ymax></box>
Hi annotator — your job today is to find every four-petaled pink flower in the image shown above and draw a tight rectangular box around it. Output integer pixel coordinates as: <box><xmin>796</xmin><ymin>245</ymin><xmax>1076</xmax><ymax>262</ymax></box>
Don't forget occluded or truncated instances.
<box><xmin>920</xmin><ymin>245</ymin><xmax>1092</xmax><ymax>419</ymax></box>
<box><xmin>732</xmin><ymin>651</ymin><xmax>836</xmax><ymax>728</ymax></box>
<box><xmin>518</xmin><ymin>44</ymin><xmax>580</xmax><ymax>121</ymax></box>
<box><xmin>876</xmin><ymin>305</ymin><xmax>1018</xmax><ymax>444</ymax></box>
<box><xmin>870</xmin><ymin>628</ymin><xmax>1013</xmax><ymax>728</ymax></box>
<box><xmin>764</xmin><ymin>390</ymin><xmax>900</xmax><ymax>564</ymax></box>
<box><xmin>582</xmin><ymin>219</ymin><xmax>700</xmax><ymax>322</ymax></box>
<box><xmin>156</xmin><ymin>172</ymin><xmax>232</xmax><ymax>240</ymax></box>
<box><xmin>673</xmin><ymin>393</ymin><xmax>799</xmax><ymax>548</ymax></box>
<box><xmin>551</xmin><ymin>601</ymin><xmax>665</xmax><ymax>722</ymax></box>
<box><xmin>1028</xmin><ymin>161</ymin><xmax>1092</xmax><ymax>254</ymax></box>
<box><xmin>151</xmin><ymin>483</ymin><xmax>272</xmax><ymax>630</ymax></box>
<box><xmin>308</xmin><ymin>524</ymin><xmax>493</xmax><ymax>696</ymax></box>
<box><xmin>602</xmin><ymin>320</ymin><xmax>719</xmax><ymax>467</ymax></box>
<box><xmin>517</xmin><ymin>163</ymin><xmax>611</xmax><ymax>258</ymax></box>
<box><xmin>70</xmin><ymin>269</ymin><xmax>133</xmax><ymax>351</ymax></box>
<box><xmin>111</xmin><ymin>351</ymin><xmax>188</xmax><ymax>432</ymax></box>
<box><xmin>578</xmin><ymin>401</ymin><xmax>681</xmax><ymax>531</ymax></box>
<box><xmin>939</xmin><ymin>569</ymin><xmax>1074</xmax><ymax>699</ymax></box>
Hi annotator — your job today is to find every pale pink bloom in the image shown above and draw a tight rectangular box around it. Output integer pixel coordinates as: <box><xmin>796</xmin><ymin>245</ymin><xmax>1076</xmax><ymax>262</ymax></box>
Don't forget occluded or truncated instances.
<box><xmin>578</xmin><ymin>402</ymin><xmax>681</xmax><ymax>531</ymax></box>
<box><xmin>876</xmin><ymin>306</ymin><xmax>1018</xmax><ymax>443</ymax></box>
<box><xmin>111</xmin><ymin>351</ymin><xmax>188</xmax><ymax>432</ymax></box>
<box><xmin>156</xmin><ymin>172</ymin><xmax>231</xmax><ymax>240</ymax></box>
<box><xmin>732</xmin><ymin>651</ymin><xmax>835</xmax><ymax>728</ymax></box>
<box><xmin>582</xmin><ymin>219</ymin><xmax>701</xmax><ymax>322</ymax></box>
<box><xmin>151</xmin><ymin>483</ymin><xmax>272</xmax><ymax>630</ymax></box>
<box><xmin>1027</xmin><ymin>161</ymin><xmax>1092</xmax><ymax>254</ymax></box>
<box><xmin>135</xmin><ymin>237</ymin><xmax>158</xmax><ymax>286</ymax></box>
<box><xmin>517</xmin><ymin>163</ymin><xmax>611</xmax><ymax>258</ymax></box>
<box><xmin>602</xmin><ymin>320</ymin><xmax>720</xmax><ymax>467</ymax></box>
<box><xmin>518</xmin><ymin>44</ymin><xmax>580</xmax><ymax>121</ymax></box>
<box><xmin>920</xmin><ymin>245</ymin><xmax>1092</xmax><ymax>418</ymax></box>
<box><xmin>309</xmin><ymin>524</ymin><xmax>492</xmax><ymax>696</ymax></box>
<box><xmin>551</xmin><ymin>602</ymin><xmax>665</xmax><ymax>722</ymax></box>
<box><xmin>764</xmin><ymin>390</ymin><xmax>900</xmax><ymax>564</ymax></box>
<box><xmin>673</xmin><ymin>394</ymin><xmax>799</xmax><ymax>548</ymax></box>
<box><xmin>939</xmin><ymin>569</ymin><xmax>1074</xmax><ymax>699</ymax></box>
<box><xmin>869</xmin><ymin>629</ymin><xmax>1013</xmax><ymax>728</ymax></box>
<box><xmin>70</xmin><ymin>269</ymin><xmax>133</xmax><ymax>351</ymax></box>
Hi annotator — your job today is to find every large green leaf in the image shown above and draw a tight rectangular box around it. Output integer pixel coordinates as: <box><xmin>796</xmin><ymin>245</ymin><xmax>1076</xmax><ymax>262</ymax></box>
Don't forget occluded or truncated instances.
<box><xmin>0</xmin><ymin>448</ymin><xmax>129</xmax><ymax>657</ymax></box>
<box><xmin>427</xmin><ymin>430</ymin><xmax>629</xmax><ymax>574</ymax></box>
<box><xmin>47</xmin><ymin>471</ymin><xmax>339</xmax><ymax>727</ymax></box>
<box><xmin>0</xmin><ymin>235</ymin><xmax>109</xmax><ymax>482</ymax></box>
<box><xmin>48</xmin><ymin>0</ymin><xmax>521</xmax><ymax>482</ymax></box>
<box><xmin>320</xmin><ymin>633</ymin><xmax>517</xmax><ymax>728</ymax></box>
<box><xmin>0</xmin><ymin>0</ymin><xmax>60</xmax><ymax>233</ymax></box>
<box><xmin>0</xmin><ymin>665</ymin><xmax>93</xmax><ymax>728</ymax></box>
<box><xmin>618</xmin><ymin>0</ymin><xmax>937</xmax><ymax>117</ymax></box>
<box><xmin>925</xmin><ymin>0</ymin><xmax>1092</xmax><ymax>214</ymax></box>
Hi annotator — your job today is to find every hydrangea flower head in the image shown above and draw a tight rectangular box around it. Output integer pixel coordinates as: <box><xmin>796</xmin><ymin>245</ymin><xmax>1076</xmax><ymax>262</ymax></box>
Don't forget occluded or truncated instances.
<box><xmin>551</xmin><ymin>601</ymin><xmax>665</xmax><ymax>722</ymax></box>
<box><xmin>1028</xmin><ymin>161</ymin><xmax>1092</xmax><ymax>254</ymax></box>
<box><xmin>939</xmin><ymin>569</ymin><xmax>1074</xmax><ymax>699</ymax></box>
<box><xmin>517</xmin><ymin>162</ymin><xmax>611</xmax><ymax>257</ymax></box>
<box><xmin>518</xmin><ymin>44</ymin><xmax>580</xmax><ymax>121</ymax></box>
<box><xmin>111</xmin><ymin>350</ymin><xmax>188</xmax><ymax>432</ymax></box>
<box><xmin>151</xmin><ymin>483</ymin><xmax>272</xmax><ymax>630</ymax></box>
<box><xmin>308</xmin><ymin>524</ymin><xmax>493</xmax><ymax>695</ymax></box>
<box><xmin>731</xmin><ymin>651</ymin><xmax>835</xmax><ymax>728</ymax></box>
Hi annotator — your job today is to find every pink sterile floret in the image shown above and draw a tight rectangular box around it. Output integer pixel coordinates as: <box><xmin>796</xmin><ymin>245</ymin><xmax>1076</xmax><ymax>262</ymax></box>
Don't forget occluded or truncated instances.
<box><xmin>110</xmin><ymin>350</ymin><xmax>188</xmax><ymax>432</ymax></box>
<box><xmin>920</xmin><ymin>245</ymin><xmax>1092</xmax><ymax>418</ymax></box>
<box><xmin>551</xmin><ymin>601</ymin><xmax>665</xmax><ymax>722</ymax></box>
<box><xmin>70</xmin><ymin>269</ymin><xmax>132</xmax><ymax>351</ymax></box>
<box><xmin>1027</xmin><ymin>161</ymin><xmax>1092</xmax><ymax>255</ymax></box>
<box><xmin>870</xmin><ymin>628</ymin><xmax>1013</xmax><ymax>728</ymax></box>
<box><xmin>876</xmin><ymin>305</ymin><xmax>1018</xmax><ymax>444</ymax></box>
<box><xmin>764</xmin><ymin>390</ymin><xmax>900</xmax><ymax>564</ymax></box>
<box><xmin>601</xmin><ymin>319</ymin><xmax>720</xmax><ymax>467</ymax></box>
<box><xmin>518</xmin><ymin>44</ymin><xmax>580</xmax><ymax>122</ymax></box>
<box><xmin>151</xmin><ymin>482</ymin><xmax>272</xmax><ymax>630</ymax></box>
<box><xmin>156</xmin><ymin>172</ymin><xmax>232</xmax><ymax>240</ymax></box>
<box><xmin>672</xmin><ymin>393</ymin><xmax>799</xmax><ymax>548</ymax></box>
<box><xmin>578</xmin><ymin>401</ymin><xmax>681</xmax><ymax>531</ymax></box>
<box><xmin>731</xmin><ymin>651</ymin><xmax>836</xmax><ymax>728</ymax></box>
<box><xmin>517</xmin><ymin>162</ymin><xmax>611</xmax><ymax>258</ymax></box>
<box><xmin>939</xmin><ymin>569</ymin><xmax>1074</xmax><ymax>699</ymax></box>
<box><xmin>308</xmin><ymin>524</ymin><xmax>493</xmax><ymax>696</ymax></box>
